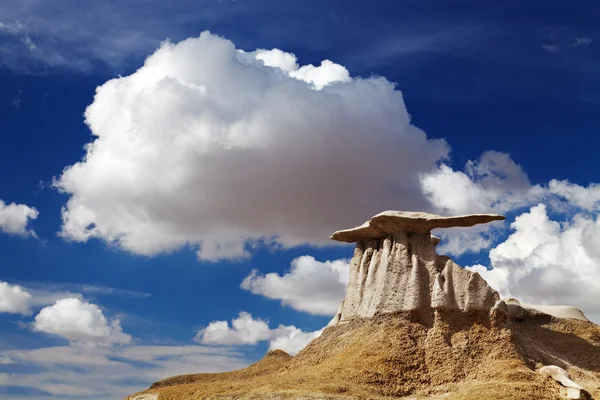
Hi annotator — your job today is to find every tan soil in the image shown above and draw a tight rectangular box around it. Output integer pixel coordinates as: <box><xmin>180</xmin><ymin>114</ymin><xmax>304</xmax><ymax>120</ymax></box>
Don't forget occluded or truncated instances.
<box><xmin>127</xmin><ymin>311</ymin><xmax>600</xmax><ymax>400</ymax></box>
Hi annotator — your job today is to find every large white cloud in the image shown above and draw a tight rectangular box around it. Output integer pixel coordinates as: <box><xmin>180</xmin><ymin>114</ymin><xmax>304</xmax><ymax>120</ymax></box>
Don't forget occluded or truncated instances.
<box><xmin>0</xmin><ymin>200</ymin><xmax>38</xmax><ymax>237</ymax></box>
<box><xmin>195</xmin><ymin>312</ymin><xmax>322</xmax><ymax>355</ymax></box>
<box><xmin>0</xmin><ymin>281</ymin><xmax>32</xmax><ymax>314</ymax></box>
<box><xmin>467</xmin><ymin>204</ymin><xmax>600</xmax><ymax>322</ymax></box>
<box><xmin>242</xmin><ymin>255</ymin><xmax>348</xmax><ymax>315</ymax></box>
<box><xmin>33</xmin><ymin>298</ymin><xmax>131</xmax><ymax>345</ymax></box>
<box><xmin>54</xmin><ymin>31</ymin><xmax>449</xmax><ymax>261</ymax></box>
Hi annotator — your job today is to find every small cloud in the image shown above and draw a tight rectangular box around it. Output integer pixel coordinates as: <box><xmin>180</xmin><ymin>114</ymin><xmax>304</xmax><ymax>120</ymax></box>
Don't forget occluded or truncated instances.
<box><xmin>543</xmin><ymin>36</ymin><xmax>593</xmax><ymax>53</ymax></box>
<box><xmin>568</xmin><ymin>36</ymin><xmax>593</xmax><ymax>48</ymax></box>
<box><xmin>32</xmin><ymin>298</ymin><xmax>131</xmax><ymax>345</ymax></box>
<box><xmin>0</xmin><ymin>199</ymin><xmax>38</xmax><ymax>237</ymax></box>
<box><xmin>78</xmin><ymin>284</ymin><xmax>151</xmax><ymax>298</ymax></box>
<box><xmin>22</xmin><ymin>33</ymin><xmax>37</xmax><ymax>51</ymax></box>
<box><xmin>0</xmin><ymin>281</ymin><xmax>32</xmax><ymax>315</ymax></box>
<box><xmin>0</xmin><ymin>20</ymin><xmax>36</xmax><ymax>51</ymax></box>
<box><xmin>195</xmin><ymin>312</ymin><xmax>322</xmax><ymax>355</ymax></box>
<box><xmin>0</xmin><ymin>356</ymin><xmax>15</xmax><ymax>365</ymax></box>
<box><xmin>241</xmin><ymin>256</ymin><xmax>349</xmax><ymax>316</ymax></box>
<box><xmin>542</xmin><ymin>44</ymin><xmax>561</xmax><ymax>53</ymax></box>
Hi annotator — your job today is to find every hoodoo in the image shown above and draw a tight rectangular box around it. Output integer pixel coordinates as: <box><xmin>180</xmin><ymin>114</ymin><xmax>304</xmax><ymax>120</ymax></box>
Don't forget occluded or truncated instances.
<box><xmin>328</xmin><ymin>210</ymin><xmax>505</xmax><ymax>326</ymax></box>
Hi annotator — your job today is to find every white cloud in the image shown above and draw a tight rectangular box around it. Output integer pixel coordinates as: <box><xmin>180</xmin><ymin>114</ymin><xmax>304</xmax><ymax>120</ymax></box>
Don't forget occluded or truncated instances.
<box><xmin>195</xmin><ymin>312</ymin><xmax>322</xmax><ymax>355</ymax></box>
<box><xmin>420</xmin><ymin>151</ymin><xmax>600</xmax><ymax>257</ymax></box>
<box><xmin>542</xmin><ymin>44</ymin><xmax>561</xmax><ymax>53</ymax></box>
<box><xmin>54</xmin><ymin>31</ymin><xmax>449</xmax><ymax>261</ymax></box>
<box><xmin>268</xmin><ymin>326</ymin><xmax>324</xmax><ymax>356</ymax></box>
<box><xmin>547</xmin><ymin>180</ymin><xmax>600</xmax><ymax>211</ymax></box>
<box><xmin>0</xmin><ymin>199</ymin><xmax>38</xmax><ymax>237</ymax></box>
<box><xmin>0</xmin><ymin>281</ymin><xmax>32</xmax><ymax>314</ymax></box>
<box><xmin>0</xmin><ymin>356</ymin><xmax>15</xmax><ymax>365</ymax></box>
<box><xmin>434</xmin><ymin>225</ymin><xmax>498</xmax><ymax>257</ymax></box>
<box><xmin>569</xmin><ymin>37</ymin><xmax>593</xmax><ymax>48</ymax></box>
<box><xmin>33</xmin><ymin>298</ymin><xmax>131</xmax><ymax>345</ymax></box>
<box><xmin>466</xmin><ymin>204</ymin><xmax>600</xmax><ymax>323</ymax></box>
<box><xmin>254</xmin><ymin>48</ymin><xmax>351</xmax><ymax>89</ymax></box>
<box><xmin>242</xmin><ymin>255</ymin><xmax>349</xmax><ymax>315</ymax></box>
<box><xmin>420</xmin><ymin>151</ymin><xmax>541</xmax><ymax>216</ymax></box>
<box><xmin>197</xmin><ymin>312</ymin><xmax>272</xmax><ymax>346</ymax></box>
<box><xmin>420</xmin><ymin>151</ymin><xmax>543</xmax><ymax>256</ymax></box>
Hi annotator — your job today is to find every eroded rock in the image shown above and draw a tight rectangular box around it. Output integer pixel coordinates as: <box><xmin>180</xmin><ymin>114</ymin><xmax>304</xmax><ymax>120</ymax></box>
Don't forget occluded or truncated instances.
<box><xmin>328</xmin><ymin>211</ymin><xmax>503</xmax><ymax>325</ymax></box>
<box><xmin>539</xmin><ymin>365</ymin><xmax>589</xmax><ymax>399</ymax></box>
<box><xmin>504</xmin><ymin>298</ymin><xmax>589</xmax><ymax>322</ymax></box>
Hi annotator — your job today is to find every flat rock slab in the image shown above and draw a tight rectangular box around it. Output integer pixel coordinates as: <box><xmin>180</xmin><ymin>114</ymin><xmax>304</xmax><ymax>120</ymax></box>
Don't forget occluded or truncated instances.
<box><xmin>539</xmin><ymin>365</ymin><xmax>588</xmax><ymax>399</ymax></box>
<box><xmin>331</xmin><ymin>210</ymin><xmax>505</xmax><ymax>242</ymax></box>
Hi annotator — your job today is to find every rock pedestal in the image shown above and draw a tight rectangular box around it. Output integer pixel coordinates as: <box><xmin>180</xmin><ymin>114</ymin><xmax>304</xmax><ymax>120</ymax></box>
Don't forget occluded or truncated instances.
<box><xmin>328</xmin><ymin>211</ymin><xmax>505</xmax><ymax>326</ymax></box>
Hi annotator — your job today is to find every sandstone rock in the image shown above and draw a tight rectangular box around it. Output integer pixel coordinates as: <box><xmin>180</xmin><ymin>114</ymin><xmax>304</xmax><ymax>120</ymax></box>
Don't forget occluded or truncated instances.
<box><xmin>128</xmin><ymin>395</ymin><xmax>158</xmax><ymax>400</ymax></box>
<box><xmin>523</xmin><ymin>303</ymin><xmax>589</xmax><ymax>322</ymax></box>
<box><xmin>490</xmin><ymin>299</ymin><xmax>508</xmax><ymax>326</ymax></box>
<box><xmin>504</xmin><ymin>298</ymin><xmax>589</xmax><ymax>322</ymax></box>
<box><xmin>329</xmin><ymin>211</ymin><xmax>503</xmax><ymax>325</ymax></box>
<box><xmin>505</xmin><ymin>298</ymin><xmax>526</xmax><ymax>320</ymax></box>
<box><xmin>539</xmin><ymin>365</ymin><xmax>589</xmax><ymax>399</ymax></box>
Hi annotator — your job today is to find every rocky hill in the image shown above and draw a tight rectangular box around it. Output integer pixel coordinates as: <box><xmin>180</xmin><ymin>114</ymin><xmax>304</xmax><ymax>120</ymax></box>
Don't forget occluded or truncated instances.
<box><xmin>127</xmin><ymin>211</ymin><xmax>600</xmax><ymax>400</ymax></box>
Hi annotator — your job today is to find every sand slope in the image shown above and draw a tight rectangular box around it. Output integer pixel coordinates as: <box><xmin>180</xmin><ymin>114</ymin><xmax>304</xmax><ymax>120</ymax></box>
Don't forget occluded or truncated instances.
<box><xmin>127</xmin><ymin>310</ymin><xmax>600</xmax><ymax>400</ymax></box>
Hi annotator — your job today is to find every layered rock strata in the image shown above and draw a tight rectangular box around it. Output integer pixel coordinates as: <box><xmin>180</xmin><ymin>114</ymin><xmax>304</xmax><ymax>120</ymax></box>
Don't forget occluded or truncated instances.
<box><xmin>329</xmin><ymin>211</ymin><xmax>505</xmax><ymax>326</ymax></box>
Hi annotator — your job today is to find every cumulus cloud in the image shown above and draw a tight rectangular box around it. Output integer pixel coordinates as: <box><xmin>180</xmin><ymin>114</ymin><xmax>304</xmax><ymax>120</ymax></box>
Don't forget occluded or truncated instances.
<box><xmin>0</xmin><ymin>199</ymin><xmax>38</xmax><ymax>237</ymax></box>
<box><xmin>242</xmin><ymin>255</ymin><xmax>348</xmax><ymax>315</ymax></box>
<box><xmin>253</xmin><ymin>48</ymin><xmax>352</xmax><ymax>89</ymax></box>
<box><xmin>466</xmin><ymin>204</ymin><xmax>600</xmax><ymax>322</ymax></box>
<box><xmin>195</xmin><ymin>312</ymin><xmax>322</xmax><ymax>355</ymax></box>
<box><xmin>420</xmin><ymin>151</ymin><xmax>545</xmax><ymax>256</ymax></box>
<box><xmin>547</xmin><ymin>180</ymin><xmax>600</xmax><ymax>211</ymax></box>
<box><xmin>420</xmin><ymin>151</ymin><xmax>542</xmax><ymax>216</ymax></box>
<box><xmin>434</xmin><ymin>226</ymin><xmax>500</xmax><ymax>257</ymax></box>
<box><xmin>33</xmin><ymin>298</ymin><xmax>131</xmax><ymax>345</ymax></box>
<box><xmin>0</xmin><ymin>281</ymin><xmax>32</xmax><ymax>314</ymax></box>
<box><xmin>420</xmin><ymin>151</ymin><xmax>600</xmax><ymax>256</ymax></box>
<box><xmin>54</xmin><ymin>31</ymin><xmax>449</xmax><ymax>261</ymax></box>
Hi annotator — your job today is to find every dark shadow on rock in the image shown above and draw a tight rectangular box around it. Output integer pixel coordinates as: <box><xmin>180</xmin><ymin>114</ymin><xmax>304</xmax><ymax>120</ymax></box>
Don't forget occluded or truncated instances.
<box><xmin>514</xmin><ymin>316</ymin><xmax>600</xmax><ymax>373</ymax></box>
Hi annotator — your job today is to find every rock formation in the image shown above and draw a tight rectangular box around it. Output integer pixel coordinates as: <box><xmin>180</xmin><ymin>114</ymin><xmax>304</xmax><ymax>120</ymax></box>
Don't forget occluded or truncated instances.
<box><xmin>504</xmin><ymin>298</ymin><xmax>590</xmax><ymax>322</ymax></box>
<box><xmin>328</xmin><ymin>210</ymin><xmax>504</xmax><ymax>326</ymax></box>
<box><xmin>539</xmin><ymin>366</ymin><xmax>590</xmax><ymax>400</ymax></box>
<box><xmin>126</xmin><ymin>210</ymin><xmax>600</xmax><ymax>400</ymax></box>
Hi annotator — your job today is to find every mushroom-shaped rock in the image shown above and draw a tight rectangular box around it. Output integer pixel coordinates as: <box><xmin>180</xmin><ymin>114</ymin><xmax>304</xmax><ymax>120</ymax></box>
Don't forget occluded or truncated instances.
<box><xmin>328</xmin><ymin>211</ymin><xmax>504</xmax><ymax>326</ymax></box>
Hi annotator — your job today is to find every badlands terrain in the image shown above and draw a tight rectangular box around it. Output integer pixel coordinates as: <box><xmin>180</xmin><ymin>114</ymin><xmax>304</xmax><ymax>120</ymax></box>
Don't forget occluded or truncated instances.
<box><xmin>127</xmin><ymin>211</ymin><xmax>600</xmax><ymax>400</ymax></box>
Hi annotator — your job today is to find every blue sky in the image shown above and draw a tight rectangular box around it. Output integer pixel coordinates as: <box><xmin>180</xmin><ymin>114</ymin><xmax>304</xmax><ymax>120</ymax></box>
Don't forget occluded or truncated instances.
<box><xmin>1</xmin><ymin>1</ymin><xmax>600</xmax><ymax>399</ymax></box>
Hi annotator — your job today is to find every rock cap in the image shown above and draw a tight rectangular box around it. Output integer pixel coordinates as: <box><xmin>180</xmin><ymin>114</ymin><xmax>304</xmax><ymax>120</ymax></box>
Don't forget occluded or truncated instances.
<box><xmin>331</xmin><ymin>210</ymin><xmax>505</xmax><ymax>243</ymax></box>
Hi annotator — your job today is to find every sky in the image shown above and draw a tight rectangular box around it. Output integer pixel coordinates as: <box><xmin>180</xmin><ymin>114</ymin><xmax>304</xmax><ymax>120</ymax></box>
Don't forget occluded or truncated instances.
<box><xmin>1</xmin><ymin>0</ymin><xmax>599</xmax><ymax>399</ymax></box>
